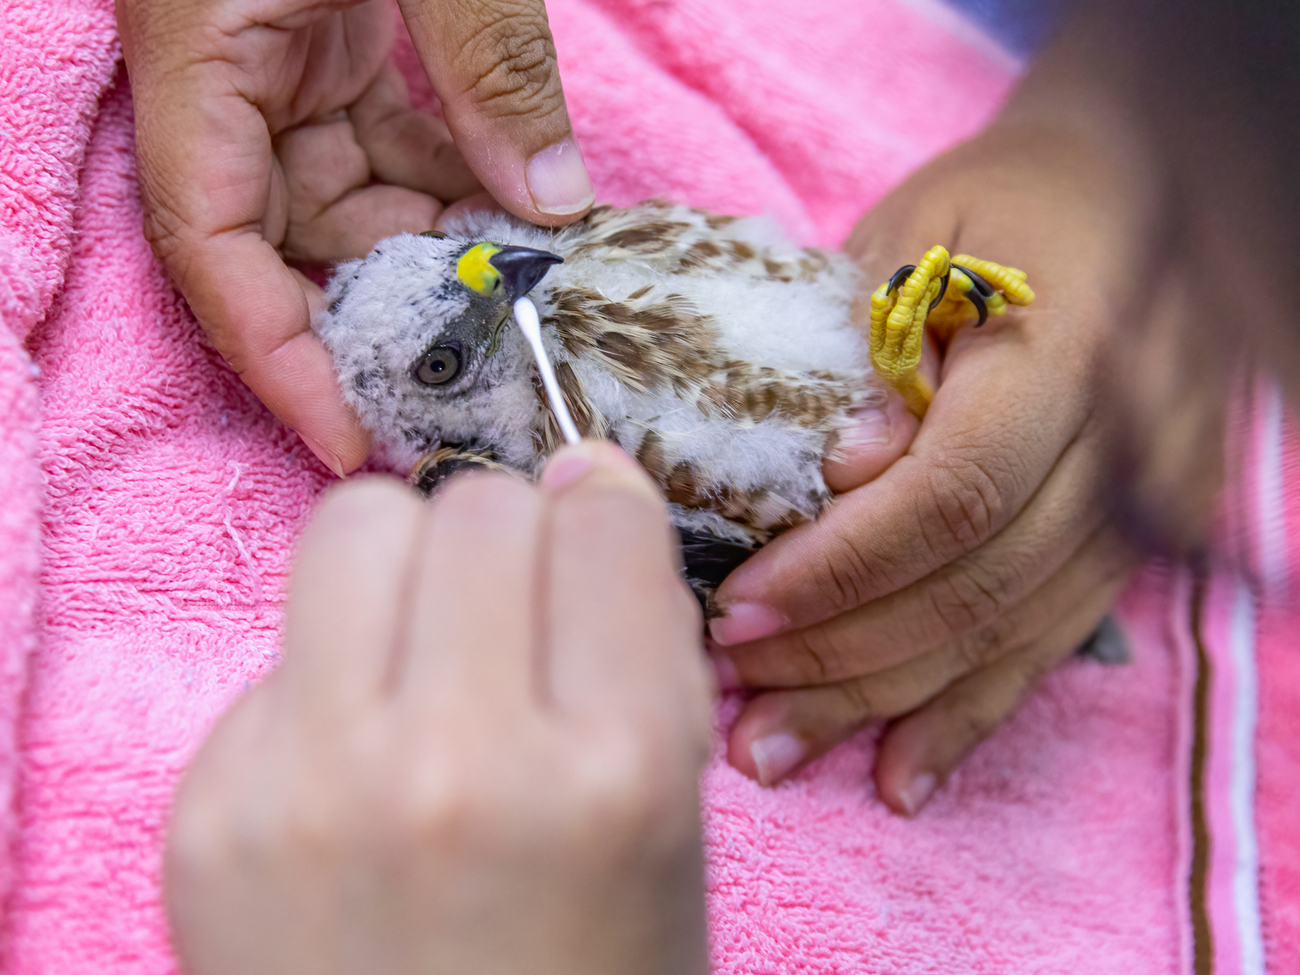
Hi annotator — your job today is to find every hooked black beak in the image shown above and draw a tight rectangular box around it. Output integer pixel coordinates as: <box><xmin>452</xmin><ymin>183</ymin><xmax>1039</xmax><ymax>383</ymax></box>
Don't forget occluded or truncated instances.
<box><xmin>489</xmin><ymin>246</ymin><xmax>564</xmax><ymax>300</ymax></box>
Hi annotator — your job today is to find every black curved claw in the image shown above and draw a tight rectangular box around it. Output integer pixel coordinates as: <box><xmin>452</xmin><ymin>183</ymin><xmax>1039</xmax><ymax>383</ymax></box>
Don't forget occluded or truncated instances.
<box><xmin>929</xmin><ymin>269</ymin><xmax>951</xmax><ymax>311</ymax></box>
<box><xmin>966</xmin><ymin>288</ymin><xmax>989</xmax><ymax>327</ymax></box>
<box><xmin>412</xmin><ymin>443</ymin><xmax>505</xmax><ymax>496</ymax></box>
<box><xmin>886</xmin><ymin>264</ymin><xmax>917</xmax><ymax>294</ymax></box>
<box><xmin>953</xmin><ymin>264</ymin><xmax>995</xmax><ymax>297</ymax></box>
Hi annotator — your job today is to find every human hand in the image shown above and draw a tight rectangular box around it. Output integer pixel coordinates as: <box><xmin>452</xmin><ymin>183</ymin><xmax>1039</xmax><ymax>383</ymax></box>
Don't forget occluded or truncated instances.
<box><xmin>707</xmin><ymin>42</ymin><xmax>1227</xmax><ymax>813</ymax></box>
<box><xmin>164</xmin><ymin>442</ymin><xmax>711</xmax><ymax>975</ymax></box>
<box><xmin>118</xmin><ymin>0</ymin><xmax>595</xmax><ymax>475</ymax></box>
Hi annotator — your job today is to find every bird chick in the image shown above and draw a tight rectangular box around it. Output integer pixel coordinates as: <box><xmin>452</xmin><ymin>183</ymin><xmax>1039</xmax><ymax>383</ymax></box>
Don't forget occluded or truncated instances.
<box><xmin>315</xmin><ymin>200</ymin><xmax>1032</xmax><ymax>605</ymax></box>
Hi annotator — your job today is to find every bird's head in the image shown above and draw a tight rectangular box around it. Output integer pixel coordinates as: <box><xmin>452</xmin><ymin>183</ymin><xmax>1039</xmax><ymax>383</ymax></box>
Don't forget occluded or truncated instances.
<box><xmin>315</xmin><ymin>230</ymin><xmax>564</xmax><ymax>470</ymax></box>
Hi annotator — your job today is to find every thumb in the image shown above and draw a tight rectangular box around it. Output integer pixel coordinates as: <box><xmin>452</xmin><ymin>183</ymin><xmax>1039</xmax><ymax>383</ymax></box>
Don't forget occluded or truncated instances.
<box><xmin>398</xmin><ymin>0</ymin><xmax>594</xmax><ymax>225</ymax></box>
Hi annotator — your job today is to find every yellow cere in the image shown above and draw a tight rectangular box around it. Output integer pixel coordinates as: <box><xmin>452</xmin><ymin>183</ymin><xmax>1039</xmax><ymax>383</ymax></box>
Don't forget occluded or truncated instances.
<box><xmin>456</xmin><ymin>242</ymin><xmax>504</xmax><ymax>296</ymax></box>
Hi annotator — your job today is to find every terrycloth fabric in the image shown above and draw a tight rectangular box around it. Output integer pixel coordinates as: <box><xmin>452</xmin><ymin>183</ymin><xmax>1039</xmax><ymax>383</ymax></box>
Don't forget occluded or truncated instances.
<box><xmin>0</xmin><ymin>0</ymin><xmax>121</xmax><ymax>950</ymax></box>
<box><xmin>0</xmin><ymin>1</ymin><xmax>1296</xmax><ymax>973</ymax></box>
<box><xmin>1252</xmin><ymin>399</ymin><xmax>1300</xmax><ymax>973</ymax></box>
<box><xmin>0</xmin><ymin>318</ymin><xmax>39</xmax><ymax>927</ymax></box>
<box><xmin>705</xmin><ymin>570</ymin><xmax>1189</xmax><ymax>973</ymax></box>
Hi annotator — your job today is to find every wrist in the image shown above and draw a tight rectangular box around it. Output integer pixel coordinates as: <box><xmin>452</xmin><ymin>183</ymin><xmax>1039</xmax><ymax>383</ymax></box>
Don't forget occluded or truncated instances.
<box><xmin>986</xmin><ymin>16</ymin><xmax>1168</xmax><ymax>215</ymax></box>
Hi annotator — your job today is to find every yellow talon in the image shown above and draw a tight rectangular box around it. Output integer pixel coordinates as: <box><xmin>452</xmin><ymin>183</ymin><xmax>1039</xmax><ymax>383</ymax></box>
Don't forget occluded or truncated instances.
<box><xmin>869</xmin><ymin>246</ymin><xmax>1035</xmax><ymax>419</ymax></box>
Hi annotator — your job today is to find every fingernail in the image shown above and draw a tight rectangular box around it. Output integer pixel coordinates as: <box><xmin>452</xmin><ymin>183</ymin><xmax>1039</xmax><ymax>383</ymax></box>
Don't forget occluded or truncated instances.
<box><xmin>750</xmin><ymin>732</ymin><xmax>805</xmax><ymax>787</ymax></box>
<box><xmin>837</xmin><ymin>407</ymin><xmax>891</xmax><ymax>448</ymax></box>
<box><xmin>526</xmin><ymin>139</ymin><xmax>595</xmax><ymax>216</ymax></box>
<box><xmin>540</xmin><ymin>442</ymin><xmax>657</xmax><ymax>500</ymax></box>
<box><xmin>540</xmin><ymin>450</ymin><xmax>594</xmax><ymax>491</ymax></box>
<box><xmin>899</xmin><ymin>772</ymin><xmax>937</xmax><ymax>817</ymax></box>
<box><xmin>301</xmin><ymin>435</ymin><xmax>346</xmax><ymax>478</ymax></box>
<box><xmin>709</xmin><ymin>653</ymin><xmax>741</xmax><ymax>691</ymax></box>
<box><xmin>708</xmin><ymin>603</ymin><xmax>786</xmax><ymax>646</ymax></box>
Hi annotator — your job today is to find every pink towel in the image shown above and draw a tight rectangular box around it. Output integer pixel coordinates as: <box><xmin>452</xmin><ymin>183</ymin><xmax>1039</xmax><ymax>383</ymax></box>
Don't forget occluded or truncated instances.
<box><xmin>1</xmin><ymin>0</ymin><xmax>1297</xmax><ymax>972</ymax></box>
<box><xmin>1252</xmin><ymin>398</ymin><xmax>1300</xmax><ymax>973</ymax></box>
<box><xmin>0</xmin><ymin>0</ymin><xmax>121</xmax><ymax>953</ymax></box>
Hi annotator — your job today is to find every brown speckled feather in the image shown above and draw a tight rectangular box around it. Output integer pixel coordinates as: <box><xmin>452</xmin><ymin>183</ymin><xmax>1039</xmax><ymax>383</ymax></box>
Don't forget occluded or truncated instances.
<box><xmin>542</xmin><ymin>284</ymin><xmax>860</xmax><ymax>539</ymax></box>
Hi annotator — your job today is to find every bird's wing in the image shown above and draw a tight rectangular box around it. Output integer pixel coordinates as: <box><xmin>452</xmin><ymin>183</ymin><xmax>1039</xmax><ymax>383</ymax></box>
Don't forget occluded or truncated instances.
<box><xmin>555</xmin><ymin>200</ymin><xmax>849</xmax><ymax>288</ymax></box>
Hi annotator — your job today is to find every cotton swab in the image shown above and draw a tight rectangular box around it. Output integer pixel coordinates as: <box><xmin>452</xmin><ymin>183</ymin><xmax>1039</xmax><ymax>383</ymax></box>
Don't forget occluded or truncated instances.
<box><xmin>512</xmin><ymin>295</ymin><xmax>582</xmax><ymax>445</ymax></box>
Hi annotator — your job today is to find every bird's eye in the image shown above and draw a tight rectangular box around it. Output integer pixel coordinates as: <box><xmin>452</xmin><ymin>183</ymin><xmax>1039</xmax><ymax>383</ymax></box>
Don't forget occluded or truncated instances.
<box><xmin>412</xmin><ymin>346</ymin><xmax>462</xmax><ymax>386</ymax></box>
<box><xmin>420</xmin><ymin>230</ymin><xmax>450</xmax><ymax>239</ymax></box>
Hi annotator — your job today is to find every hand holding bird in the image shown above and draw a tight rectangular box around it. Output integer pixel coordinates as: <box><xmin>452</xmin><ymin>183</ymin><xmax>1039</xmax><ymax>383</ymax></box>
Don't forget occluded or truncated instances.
<box><xmin>118</xmin><ymin>0</ymin><xmax>595</xmax><ymax>478</ymax></box>
<box><xmin>708</xmin><ymin>78</ymin><xmax>1183</xmax><ymax>811</ymax></box>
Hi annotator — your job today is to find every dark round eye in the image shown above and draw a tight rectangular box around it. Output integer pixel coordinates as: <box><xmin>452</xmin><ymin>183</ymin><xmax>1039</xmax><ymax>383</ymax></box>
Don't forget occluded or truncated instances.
<box><xmin>420</xmin><ymin>230</ymin><xmax>450</xmax><ymax>239</ymax></box>
<box><xmin>413</xmin><ymin>346</ymin><xmax>462</xmax><ymax>386</ymax></box>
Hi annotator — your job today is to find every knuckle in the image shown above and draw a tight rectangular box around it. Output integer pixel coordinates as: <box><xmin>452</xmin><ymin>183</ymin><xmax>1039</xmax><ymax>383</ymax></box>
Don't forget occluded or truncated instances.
<box><xmin>1018</xmin><ymin>639</ymin><xmax>1069</xmax><ymax>685</ymax></box>
<box><xmin>919</xmin><ymin>453</ymin><xmax>1019</xmax><ymax>560</ymax></box>
<box><xmin>166</xmin><ymin>799</ymin><xmax>234</xmax><ymax>886</ymax></box>
<box><xmin>339</xmin><ymin>730</ymin><xmax>485</xmax><ymax>853</ymax></box>
<box><xmin>263</xmin><ymin>793</ymin><xmax>347</xmax><ymax>860</ymax></box>
<box><xmin>174</xmin><ymin>781</ymin><xmax>343</xmax><ymax>884</ymax></box>
<box><xmin>926</xmin><ymin>566</ymin><xmax>1005</xmax><ymax>635</ymax></box>
<box><xmin>785</xmin><ymin>626</ymin><xmax>846</xmax><ymax>684</ymax></box>
<box><xmin>134</xmin><ymin>152</ymin><xmax>200</xmax><ymax>268</ymax></box>
<box><xmin>139</xmin><ymin>196</ymin><xmax>190</xmax><ymax>272</ymax></box>
<box><xmin>572</xmin><ymin>731</ymin><xmax>695</xmax><ymax>851</ymax></box>
<box><xmin>458</xmin><ymin>11</ymin><xmax>565</xmax><ymax>122</ymax></box>
<box><xmin>949</xmin><ymin>658</ymin><xmax>1040</xmax><ymax>751</ymax></box>
<box><xmin>393</xmin><ymin>770</ymin><xmax>485</xmax><ymax>851</ymax></box>
<box><xmin>951</xmin><ymin>620</ymin><xmax>1009</xmax><ymax>673</ymax></box>
<box><xmin>582</xmin><ymin>733</ymin><xmax>656</xmax><ymax>819</ymax></box>
<box><xmin>951</xmin><ymin>696</ymin><xmax>1000</xmax><ymax>749</ymax></box>
<box><xmin>836</xmin><ymin>676</ymin><xmax>881</xmax><ymax>719</ymax></box>
<box><xmin>572</xmin><ymin>760</ymin><xmax>654</xmax><ymax>849</ymax></box>
<box><xmin>816</xmin><ymin>534</ymin><xmax>881</xmax><ymax>613</ymax></box>
<box><xmin>930</xmin><ymin>561</ymin><xmax>1019</xmax><ymax>637</ymax></box>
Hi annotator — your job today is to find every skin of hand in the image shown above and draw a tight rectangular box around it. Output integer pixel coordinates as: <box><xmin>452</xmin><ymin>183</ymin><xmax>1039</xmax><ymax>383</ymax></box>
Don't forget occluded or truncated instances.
<box><xmin>164</xmin><ymin>442</ymin><xmax>712</xmax><ymax>975</ymax></box>
<box><xmin>117</xmin><ymin>0</ymin><xmax>595</xmax><ymax>476</ymax></box>
<box><xmin>706</xmin><ymin>33</ymin><xmax>1229</xmax><ymax>815</ymax></box>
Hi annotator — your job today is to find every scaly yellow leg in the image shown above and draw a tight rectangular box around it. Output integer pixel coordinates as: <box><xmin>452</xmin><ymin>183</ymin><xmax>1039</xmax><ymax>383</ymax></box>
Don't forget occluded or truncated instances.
<box><xmin>869</xmin><ymin>245</ymin><xmax>1036</xmax><ymax>418</ymax></box>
